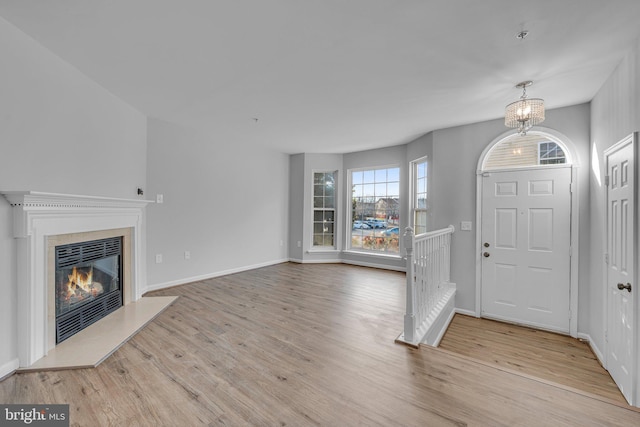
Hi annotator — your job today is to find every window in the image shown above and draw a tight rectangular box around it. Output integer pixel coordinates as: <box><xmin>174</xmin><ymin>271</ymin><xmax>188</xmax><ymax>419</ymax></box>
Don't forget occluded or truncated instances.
<box><xmin>483</xmin><ymin>134</ymin><xmax>569</xmax><ymax>170</ymax></box>
<box><xmin>313</xmin><ymin>172</ymin><xmax>336</xmax><ymax>247</ymax></box>
<box><xmin>539</xmin><ymin>141</ymin><xmax>566</xmax><ymax>165</ymax></box>
<box><xmin>412</xmin><ymin>158</ymin><xmax>428</xmax><ymax>235</ymax></box>
<box><xmin>350</xmin><ymin>166</ymin><xmax>400</xmax><ymax>253</ymax></box>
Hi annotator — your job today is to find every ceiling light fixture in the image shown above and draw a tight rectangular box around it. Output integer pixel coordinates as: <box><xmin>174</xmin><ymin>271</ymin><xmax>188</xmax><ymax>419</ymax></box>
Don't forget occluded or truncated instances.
<box><xmin>504</xmin><ymin>80</ymin><xmax>545</xmax><ymax>135</ymax></box>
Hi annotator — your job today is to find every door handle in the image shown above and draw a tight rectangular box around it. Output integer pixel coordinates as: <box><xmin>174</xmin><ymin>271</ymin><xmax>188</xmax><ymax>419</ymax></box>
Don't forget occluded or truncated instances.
<box><xmin>483</xmin><ymin>252</ymin><xmax>490</xmax><ymax>258</ymax></box>
<box><xmin>617</xmin><ymin>283</ymin><xmax>632</xmax><ymax>292</ymax></box>
<box><xmin>484</xmin><ymin>242</ymin><xmax>490</xmax><ymax>248</ymax></box>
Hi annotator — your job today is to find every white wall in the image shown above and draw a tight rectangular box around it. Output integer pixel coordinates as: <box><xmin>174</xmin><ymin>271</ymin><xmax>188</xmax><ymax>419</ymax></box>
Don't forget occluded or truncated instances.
<box><xmin>0</xmin><ymin>17</ymin><xmax>147</xmax><ymax>375</ymax></box>
<box><xmin>589</xmin><ymin>36</ymin><xmax>640</xmax><ymax>353</ymax></box>
<box><xmin>145</xmin><ymin>119</ymin><xmax>290</xmax><ymax>289</ymax></box>
<box><xmin>429</xmin><ymin>105</ymin><xmax>591</xmax><ymax>321</ymax></box>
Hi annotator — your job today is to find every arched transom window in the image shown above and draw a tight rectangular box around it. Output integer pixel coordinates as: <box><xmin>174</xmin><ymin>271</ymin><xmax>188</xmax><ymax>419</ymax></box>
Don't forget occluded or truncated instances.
<box><xmin>483</xmin><ymin>133</ymin><xmax>571</xmax><ymax>170</ymax></box>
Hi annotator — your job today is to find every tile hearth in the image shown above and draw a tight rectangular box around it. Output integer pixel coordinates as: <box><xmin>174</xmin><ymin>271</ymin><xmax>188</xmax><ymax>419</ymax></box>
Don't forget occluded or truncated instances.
<box><xmin>18</xmin><ymin>296</ymin><xmax>177</xmax><ymax>372</ymax></box>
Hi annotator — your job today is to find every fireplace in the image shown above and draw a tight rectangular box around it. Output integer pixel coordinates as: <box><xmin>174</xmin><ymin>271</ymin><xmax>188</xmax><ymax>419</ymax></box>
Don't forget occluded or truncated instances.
<box><xmin>1</xmin><ymin>191</ymin><xmax>152</xmax><ymax>368</ymax></box>
<box><xmin>55</xmin><ymin>237</ymin><xmax>124</xmax><ymax>343</ymax></box>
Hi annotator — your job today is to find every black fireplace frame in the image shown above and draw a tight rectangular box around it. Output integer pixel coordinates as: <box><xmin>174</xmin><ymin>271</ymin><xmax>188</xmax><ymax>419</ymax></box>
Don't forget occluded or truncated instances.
<box><xmin>55</xmin><ymin>236</ymin><xmax>124</xmax><ymax>343</ymax></box>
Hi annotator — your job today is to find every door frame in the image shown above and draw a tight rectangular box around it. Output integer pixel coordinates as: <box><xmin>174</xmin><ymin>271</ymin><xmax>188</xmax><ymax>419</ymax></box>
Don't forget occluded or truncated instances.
<box><xmin>474</xmin><ymin>128</ymin><xmax>580</xmax><ymax>338</ymax></box>
<box><xmin>603</xmin><ymin>132</ymin><xmax>639</xmax><ymax>406</ymax></box>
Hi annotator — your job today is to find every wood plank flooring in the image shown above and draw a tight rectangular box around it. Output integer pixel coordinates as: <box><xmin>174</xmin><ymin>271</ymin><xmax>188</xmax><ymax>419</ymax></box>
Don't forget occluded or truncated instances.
<box><xmin>438</xmin><ymin>314</ymin><xmax>626</xmax><ymax>405</ymax></box>
<box><xmin>1</xmin><ymin>263</ymin><xmax>639</xmax><ymax>426</ymax></box>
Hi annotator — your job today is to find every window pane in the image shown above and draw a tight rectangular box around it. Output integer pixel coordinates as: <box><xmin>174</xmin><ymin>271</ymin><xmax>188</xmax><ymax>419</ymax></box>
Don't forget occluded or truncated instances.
<box><xmin>352</xmin><ymin>171</ymin><xmax>363</xmax><ymax>185</ymax></box>
<box><xmin>388</xmin><ymin>168</ymin><xmax>400</xmax><ymax>182</ymax></box>
<box><xmin>417</xmin><ymin>163</ymin><xmax>426</xmax><ymax>179</ymax></box>
<box><xmin>324</xmin><ymin>197</ymin><xmax>335</xmax><ymax>209</ymax></box>
<box><xmin>349</xmin><ymin>166</ymin><xmax>400</xmax><ymax>254</ymax></box>
<box><xmin>313</xmin><ymin>171</ymin><xmax>337</xmax><ymax>247</ymax></box>
<box><xmin>363</xmin><ymin>170</ymin><xmax>375</xmax><ymax>183</ymax></box>
<box><xmin>352</xmin><ymin>184</ymin><xmax>363</xmax><ymax>197</ymax></box>
<box><xmin>415</xmin><ymin>211</ymin><xmax>427</xmax><ymax>235</ymax></box>
<box><xmin>485</xmin><ymin>135</ymin><xmax>567</xmax><ymax>170</ymax></box>
<box><xmin>324</xmin><ymin>184</ymin><xmax>334</xmax><ymax>198</ymax></box>
<box><xmin>387</xmin><ymin>182</ymin><xmax>399</xmax><ymax>196</ymax></box>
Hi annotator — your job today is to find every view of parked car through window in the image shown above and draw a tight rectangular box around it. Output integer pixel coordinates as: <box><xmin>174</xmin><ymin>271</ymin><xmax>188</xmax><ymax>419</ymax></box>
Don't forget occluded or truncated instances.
<box><xmin>350</xmin><ymin>167</ymin><xmax>400</xmax><ymax>253</ymax></box>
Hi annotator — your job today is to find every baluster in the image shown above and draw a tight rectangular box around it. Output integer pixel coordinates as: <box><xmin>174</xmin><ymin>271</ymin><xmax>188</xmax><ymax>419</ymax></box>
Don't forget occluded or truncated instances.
<box><xmin>403</xmin><ymin>227</ymin><xmax>416</xmax><ymax>343</ymax></box>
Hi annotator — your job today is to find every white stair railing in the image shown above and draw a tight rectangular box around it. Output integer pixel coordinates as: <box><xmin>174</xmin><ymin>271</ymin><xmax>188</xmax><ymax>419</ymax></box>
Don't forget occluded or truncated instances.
<box><xmin>396</xmin><ymin>225</ymin><xmax>456</xmax><ymax>347</ymax></box>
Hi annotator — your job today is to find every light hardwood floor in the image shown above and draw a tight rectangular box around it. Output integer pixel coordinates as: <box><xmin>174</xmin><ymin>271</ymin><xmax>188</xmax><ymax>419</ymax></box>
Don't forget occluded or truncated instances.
<box><xmin>2</xmin><ymin>263</ymin><xmax>640</xmax><ymax>426</ymax></box>
<box><xmin>438</xmin><ymin>314</ymin><xmax>626</xmax><ymax>405</ymax></box>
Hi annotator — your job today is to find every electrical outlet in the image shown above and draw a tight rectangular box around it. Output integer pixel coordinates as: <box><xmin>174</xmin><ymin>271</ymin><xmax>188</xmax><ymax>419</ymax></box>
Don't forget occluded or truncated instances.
<box><xmin>279</xmin><ymin>240</ymin><xmax>284</xmax><ymax>247</ymax></box>
<box><xmin>155</xmin><ymin>254</ymin><xmax>163</xmax><ymax>263</ymax></box>
<box><xmin>297</xmin><ymin>241</ymin><xmax>301</xmax><ymax>248</ymax></box>
<box><xmin>157</xmin><ymin>194</ymin><xmax>164</xmax><ymax>204</ymax></box>
<box><xmin>184</xmin><ymin>251</ymin><xmax>190</xmax><ymax>260</ymax></box>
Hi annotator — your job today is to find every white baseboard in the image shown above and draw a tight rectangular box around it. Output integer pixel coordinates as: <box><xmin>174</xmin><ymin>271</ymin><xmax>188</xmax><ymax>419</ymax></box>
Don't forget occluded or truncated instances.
<box><xmin>423</xmin><ymin>285</ymin><xmax>456</xmax><ymax>347</ymax></box>
<box><xmin>293</xmin><ymin>258</ymin><xmax>342</xmax><ymax>264</ymax></box>
<box><xmin>0</xmin><ymin>358</ymin><xmax>19</xmax><ymax>381</ymax></box>
<box><xmin>144</xmin><ymin>258</ymin><xmax>289</xmax><ymax>293</ymax></box>
<box><xmin>577</xmin><ymin>332</ymin><xmax>605</xmax><ymax>366</ymax></box>
<box><xmin>455</xmin><ymin>308</ymin><xmax>477</xmax><ymax>317</ymax></box>
<box><xmin>341</xmin><ymin>259</ymin><xmax>406</xmax><ymax>272</ymax></box>
<box><xmin>291</xmin><ymin>257</ymin><xmax>406</xmax><ymax>272</ymax></box>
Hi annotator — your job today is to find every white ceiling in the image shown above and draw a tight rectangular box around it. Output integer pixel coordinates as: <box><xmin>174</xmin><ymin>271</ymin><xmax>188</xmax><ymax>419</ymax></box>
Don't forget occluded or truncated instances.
<box><xmin>1</xmin><ymin>0</ymin><xmax>640</xmax><ymax>154</ymax></box>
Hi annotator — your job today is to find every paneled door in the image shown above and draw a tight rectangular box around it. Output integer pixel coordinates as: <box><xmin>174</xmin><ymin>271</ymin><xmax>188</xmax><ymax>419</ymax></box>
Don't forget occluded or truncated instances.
<box><xmin>481</xmin><ymin>166</ymin><xmax>572</xmax><ymax>332</ymax></box>
<box><xmin>605</xmin><ymin>134</ymin><xmax>636</xmax><ymax>405</ymax></box>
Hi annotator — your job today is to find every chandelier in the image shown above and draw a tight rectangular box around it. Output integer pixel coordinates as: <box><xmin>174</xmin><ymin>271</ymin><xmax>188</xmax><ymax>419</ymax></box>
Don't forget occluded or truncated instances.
<box><xmin>504</xmin><ymin>81</ymin><xmax>545</xmax><ymax>135</ymax></box>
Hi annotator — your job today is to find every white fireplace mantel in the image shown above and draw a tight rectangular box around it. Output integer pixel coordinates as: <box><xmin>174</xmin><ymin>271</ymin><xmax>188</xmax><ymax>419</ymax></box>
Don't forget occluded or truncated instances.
<box><xmin>1</xmin><ymin>191</ymin><xmax>153</xmax><ymax>368</ymax></box>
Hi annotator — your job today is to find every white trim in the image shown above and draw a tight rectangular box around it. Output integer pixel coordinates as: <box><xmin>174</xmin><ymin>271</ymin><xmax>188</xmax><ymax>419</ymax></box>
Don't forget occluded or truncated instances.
<box><xmin>310</xmin><ymin>169</ymin><xmax>339</xmax><ymax>251</ymax></box>
<box><xmin>144</xmin><ymin>258</ymin><xmax>289</xmax><ymax>293</ymax></box>
<box><xmin>342</xmin><ymin>249</ymin><xmax>402</xmax><ymax>259</ymax></box>
<box><xmin>409</xmin><ymin>156</ymin><xmax>429</xmax><ymax>233</ymax></box>
<box><xmin>603</xmin><ymin>132</ymin><xmax>639</xmax><ymax>407</ymax></box>
<box><xmin>577</xmin><ymin>333</ymin><xmax>605</xmax><ymax>367</ymax></box>
<box><xmin>455</xmin><ymin>308</ymin><xmax>477</xmax><ymax>317</ymax></box>
<box><xmin>0</xmin><ymin>191</ymin><xmax>152</xmax><ymax>368</ymax></box>
<box><xmin>294</xmin><ymin>258</ymin><xmax>343</xmax><ymax>264</ymax></box>
<box><xmin>306</xmin><ymin>249</ymin><xmax>341</xmax><ymax>254</ymax></box>
<box><xmin>477</xmin><ymin>127</ymin><xmax>580</xmax><ymax>171</ymax></box>
<box><xmin>424</xmin><ymin>289</ymin><xmax>457</xmax><ymax>347</ymax></box>
<box><xmin>341</xmin><ymin>259</ymin><xmax>406</xmax><ymax>272</ymax></box>
<box><xmin>475</xmin><ymin>128</ymin><xmax>580</xmax><ymax>338</ymax></box>
<box><xmin>0</xmin><ymin>358</ymin><xmax>19</xmax><ymax>381</ymax></box>
<box><xmin>346</xmin><ymin>164</ymin><xmax>401</xmax><ymax>252</ymax></box>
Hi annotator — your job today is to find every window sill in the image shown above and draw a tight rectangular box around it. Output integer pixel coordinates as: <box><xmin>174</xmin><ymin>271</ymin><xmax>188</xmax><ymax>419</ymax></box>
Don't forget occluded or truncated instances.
<box><xmin>306</xmin><ymin>248</ymin><xmax>340</xmax><ymax>254</ymax></box>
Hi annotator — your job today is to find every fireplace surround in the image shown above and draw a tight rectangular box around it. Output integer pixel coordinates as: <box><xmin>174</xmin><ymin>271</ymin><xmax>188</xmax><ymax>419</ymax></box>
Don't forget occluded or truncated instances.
<box><xmin>1</xmin><ymin>191</ymin><xmax>152</xmax><ymax>368</ymax></box>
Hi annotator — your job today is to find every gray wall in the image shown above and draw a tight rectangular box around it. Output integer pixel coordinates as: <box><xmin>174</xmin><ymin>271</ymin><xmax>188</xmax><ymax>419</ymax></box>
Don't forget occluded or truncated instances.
<box><xmin>145</xmin><ymin>119</ymin><xmax>290</xmax><ymax>288</ymax></box>
<box><xmin>0</xmin><ymin>17</ymin><xmax>147</xmax><ymax>373</ymax></box>
<box><xmin>589</xmin><ymin>36</ymin><xmax>640</xmax><ymax>354</ymax></box>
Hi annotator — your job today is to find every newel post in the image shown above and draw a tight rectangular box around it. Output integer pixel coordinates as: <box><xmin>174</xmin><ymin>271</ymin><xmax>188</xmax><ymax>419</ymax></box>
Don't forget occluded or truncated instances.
<box><xmin>403</xmin><ymin>227</ymin><xmax>416</xmax><ymax>343</ymax></box>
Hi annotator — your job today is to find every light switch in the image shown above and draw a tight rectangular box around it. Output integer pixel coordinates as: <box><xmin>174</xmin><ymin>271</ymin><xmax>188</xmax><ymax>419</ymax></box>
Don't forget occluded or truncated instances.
<box><xmin>461</xmin><ymin>221</ymin><xmax>472</xmax><ymax>231</ymax></box>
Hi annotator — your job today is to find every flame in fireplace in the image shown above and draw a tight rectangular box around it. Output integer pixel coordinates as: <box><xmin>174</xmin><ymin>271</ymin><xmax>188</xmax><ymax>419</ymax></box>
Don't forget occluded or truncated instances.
<box><xmin>65</xmin><ymin>266</ymin><xmax>103</xmax><ymax>301</ymax></box>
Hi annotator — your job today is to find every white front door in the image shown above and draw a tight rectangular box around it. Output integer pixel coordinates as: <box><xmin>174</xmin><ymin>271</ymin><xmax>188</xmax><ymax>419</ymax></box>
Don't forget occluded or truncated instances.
<box><xmin>605</xmin><ymin>135</ymin><xmax>636</xmax><ymax>405</ymax></box>
<box><xmin>481</xmin><ymin>167</ymin><xmax>572</xmax><ymax>332</ymax></box>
